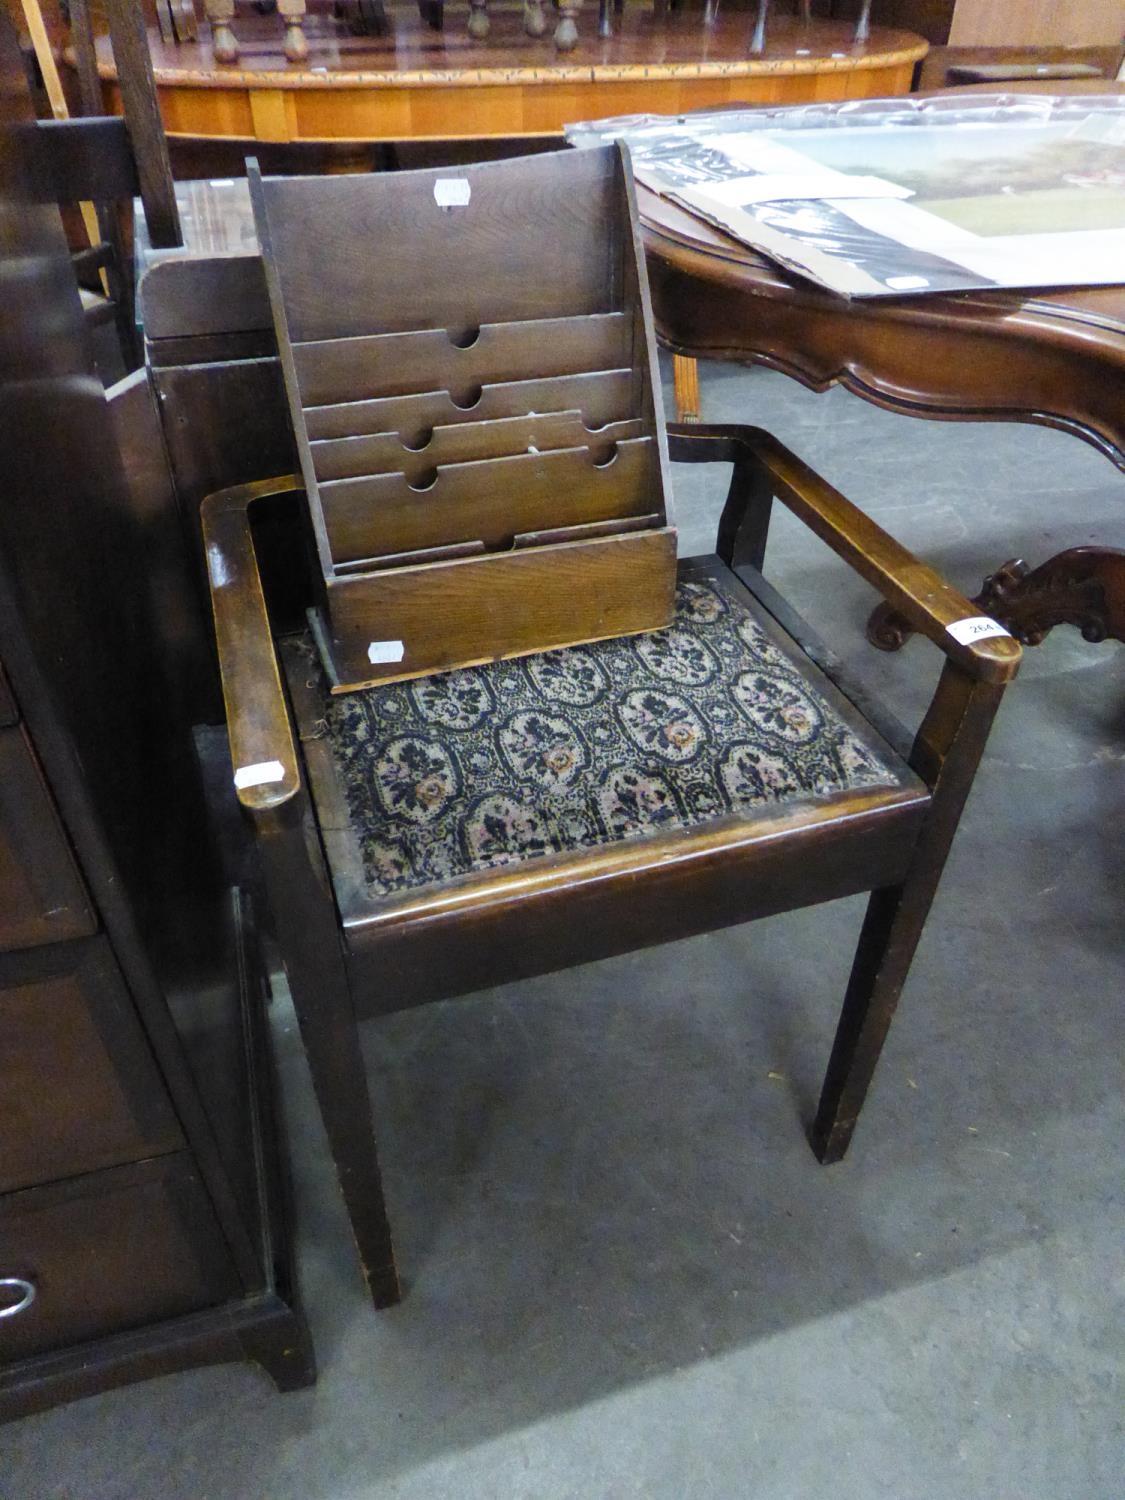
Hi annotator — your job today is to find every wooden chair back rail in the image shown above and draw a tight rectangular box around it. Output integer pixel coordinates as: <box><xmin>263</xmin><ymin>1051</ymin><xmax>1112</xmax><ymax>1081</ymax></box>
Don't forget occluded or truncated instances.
<box><xmin>200</xmin><ymin>421</ymin><xmax>1018</xmax><ymax>1308</ymax></box>
<box><xmin>319</xmin><ymin>437</ymin><xmax>658</xmax><ymax>561</ymax></box>
<box><xmin>308</xmin><ymin>411</ymin><xmax>645</xmax><ymax>484</ymax></box>
<box><xmin>31</xmin><ymin>118</ymin><xmax>138</xmax><ymax>204</ymax></box>
<box><xmin>31</xmin><ymin>116</ymin><xmax>140</xmax><ymax>369</ymax></box>
<box><xmin>303</xmin><ymin>368</ymin><xmax>637</xmax><ymax>444</ymax></box>
<box><xmin>292</xmin><ymin>314</ymin><xmax>633</xmax><ymax>408</ymax></box>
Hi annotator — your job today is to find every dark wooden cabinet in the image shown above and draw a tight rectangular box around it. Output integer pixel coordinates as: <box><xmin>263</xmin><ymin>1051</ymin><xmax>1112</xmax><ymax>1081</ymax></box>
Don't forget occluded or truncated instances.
<box><xmin>0</xmin><ymin>1157</ymin><xmax>239</xmax><ymax>1365</ymax></box>
<box><xmin>0</xmin><ymin>727</ymin><xmax>95</xmax><ymax>951</ymax></box>
<box><xmin>0</xmin><ymin>642</ymin><xmax>314</xmax><ymax>1421</ymax></box>
<box><xmin>0</xmin><ymin>18</ymin><xmax>313</xmax><ymax>1420</ymax></box>
<box><xmin>0</xmin><ymin>939</ymin><xmax>184</xmax><ymax>1195</ymax></box>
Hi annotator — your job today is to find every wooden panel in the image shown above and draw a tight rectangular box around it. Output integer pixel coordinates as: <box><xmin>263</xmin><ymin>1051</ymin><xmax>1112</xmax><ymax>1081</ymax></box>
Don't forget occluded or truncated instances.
<box><xmin>323</xmin><ymin>526</ymin><xmax>677</xmax><ymax>688</ymax></box>
<box><xmin>0</xmin><ymin>939</ymin><xmax>185</xmax><ymax>1195</ymax></box>
<box><xmin>310</xmin><ymin>411</ymin><xmax>643</xmax><ymax>483</ymax></box>
<box><xmin>293</xmin><ymin>313</ymin><xmax>632</xmax><ymax>407</ymax></box>
<box><xmin>321</xmin><ymin>437</ymin><xmax>658</xmax><ymax>561</ymax></box>
<box><xmin>141</xmin><ymin>256</ymin><xmax>272</xmax><ymax>343</ymax></box>
<box><xmin>252</xmin><ymin>147</ymin><xmax>624</xmax><ymax>340</ymax></box>
<box><xmin>0</xmin><ymin>660</ymin><xmax>15</xmax><ymax>726</ymax></box>
<box><xmin>949</xmin><ymin>0</ymin><xmax>1125</xmax><ymax>49</ymax></box>
<box><xmin>107</xmin><ymin>369</ymin><xmax>220</xmax><ymax>731</ymax></box>
<box><xmin>304</xmin><ymin>367</ymin><xmax>636</xmax><ymax>443</ymax></box>
<box><xmin>0</xmin><ymin>1155</ymin><xmax>239</xmax><ymax>1362</ymax></box>
<box><xmin>152</xmin><ymin>357</ymin><xmax>297</xmax><ymax>525</ymax></box>
<box><xmin>0</xmin><ymin>727</ymin><xmax>94</xmax><ymax>952</ymax></box>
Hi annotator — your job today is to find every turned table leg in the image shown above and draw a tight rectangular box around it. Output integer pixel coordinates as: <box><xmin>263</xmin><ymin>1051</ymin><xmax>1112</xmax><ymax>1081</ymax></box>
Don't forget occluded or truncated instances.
<box><xmin>868</xmin><ymin>546</ymin><xmax>1125</xmax><ymax>651</ymax></box>
<box><xmin>672</xmin><ymin>354</ymin><xmax>702</xmax><ymax>423</ymax></box>
<box><xmin>750</xmin><ymin>0</ymin><xmax>769</xmax><ymax>54</ymax></box>
<box><xmin>205</xmin><ymin>0</ymin><xmax>239</xmax><ymax>62</ymax></box>
<box><xmin>554</xmin><ymin>0</ymin><xmax>580</xmax><ymax>51</ymax></box>
<box><xmin>278</xmin><ymin>0</ymin><xmax>308</xmax><ymax>61</ymax></box>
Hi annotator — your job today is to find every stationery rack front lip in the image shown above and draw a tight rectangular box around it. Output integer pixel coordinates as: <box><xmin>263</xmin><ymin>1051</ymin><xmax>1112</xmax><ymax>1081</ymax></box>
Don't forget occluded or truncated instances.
<box><xmin>317</xmin><ymin>524</ymin><xmax>679</xmax><ymax>693</ymax></box>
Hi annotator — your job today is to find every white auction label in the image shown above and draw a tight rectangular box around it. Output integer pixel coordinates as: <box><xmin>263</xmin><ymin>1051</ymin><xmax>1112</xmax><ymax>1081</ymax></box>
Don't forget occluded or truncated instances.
<box><xmin>234</xmin><ymin>760</ymin><xmax>286</xmax><ymax>790</ymax></box>
<box><xmin>947</xmin><ymin>616</ymin><xmax>1012</xmax><ymax>645</ymax></box>
<box><xmin>368</xmin><ymin>640</ymin><xmax>406</xmax><ymax>664</ymax></box>
<box><xmin>434</xmin><ymin>178</ymin><xmax>471</xmax><ymax>208</ymax></box>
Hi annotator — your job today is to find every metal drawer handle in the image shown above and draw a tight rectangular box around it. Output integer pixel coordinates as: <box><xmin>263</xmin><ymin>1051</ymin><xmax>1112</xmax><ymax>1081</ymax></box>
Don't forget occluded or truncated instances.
<box><xmin>0</xmin><ymin>1278</ymin><xmax>37</xmax><ymax>1319</ymax></box>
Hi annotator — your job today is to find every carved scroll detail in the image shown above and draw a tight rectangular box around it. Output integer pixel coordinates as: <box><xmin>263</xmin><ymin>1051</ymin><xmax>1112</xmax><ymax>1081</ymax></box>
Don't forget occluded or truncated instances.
<box><xmin>867</xmin><ymin>547</ymin><xmax>1125</xmax><ymax>653</ymax></box>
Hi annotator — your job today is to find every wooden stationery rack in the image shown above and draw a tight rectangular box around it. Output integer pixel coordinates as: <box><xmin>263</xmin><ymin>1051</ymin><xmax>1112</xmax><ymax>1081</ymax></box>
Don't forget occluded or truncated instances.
<box><xmin>248</xmin><ymin>143</ymin><xmax>675</xmax><ymax>691</ymax></box>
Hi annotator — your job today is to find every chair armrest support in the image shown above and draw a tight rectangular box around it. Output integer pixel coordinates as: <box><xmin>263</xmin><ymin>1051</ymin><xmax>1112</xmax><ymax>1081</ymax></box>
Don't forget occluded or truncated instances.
<box><xmin>669</xmin><ymin>423</ymin><xmax>1022</xmax><ymax>686</ymax></box>
<box><xmin>200</xmin><ymin>475</ymin><xmax>305</xmax><ymax>814</ymax></box>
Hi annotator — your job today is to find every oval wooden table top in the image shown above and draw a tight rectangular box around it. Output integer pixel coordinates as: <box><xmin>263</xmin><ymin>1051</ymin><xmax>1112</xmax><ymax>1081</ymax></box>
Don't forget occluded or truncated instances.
<box><xmin>636</xmin><ymin>99</ymin><xmax>1125</xmax><ymax>471</ymax></box>
<box><xmin>93</xmin><ymin>15</ymin><xmax>928</xmax><ymax>91</ymax></box>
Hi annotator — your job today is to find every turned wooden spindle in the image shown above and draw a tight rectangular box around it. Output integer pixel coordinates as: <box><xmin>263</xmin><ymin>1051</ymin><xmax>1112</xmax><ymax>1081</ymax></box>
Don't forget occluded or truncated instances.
<box><xmin>554</xmin><ymin>0</ymin><xmax>580</xmax><ymax>50</ymax></box>
<box><xmin>278</xmin><ymin>0</ymin><xmax>308</xmax><ymax>61</ymax></box>
<box><xmin>205</xmin><ymin>0</ymin><xmax>239</xmax><ymax>62</ymax></box>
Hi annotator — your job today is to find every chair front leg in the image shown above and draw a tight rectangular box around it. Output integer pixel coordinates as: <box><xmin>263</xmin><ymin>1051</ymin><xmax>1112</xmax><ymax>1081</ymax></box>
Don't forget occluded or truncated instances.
<box><xmin>257</xmin><ymin>794</ymin><xmax>401</xmax><ymax>1308</ymax></box>
<box><xmin>811</xmin><ymin>662</ymin><xmax>1007</xmax><ymax>1163</ymax></box>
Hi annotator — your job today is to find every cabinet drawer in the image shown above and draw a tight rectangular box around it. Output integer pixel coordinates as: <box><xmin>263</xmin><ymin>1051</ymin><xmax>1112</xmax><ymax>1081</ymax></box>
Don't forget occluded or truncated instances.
<box><xmin>0</xmin><ymin>940</ymin><xmax>185</xmax><ymax>1195</ymax></box>
<box><xmin>0</xmin><ymin>1156</ymin><xmax>241</xmax><ymax>1364</ymax></box>
<box><xmin>0</xmin><ymin>727</ymin><xmax>94</xmax><ymax>951</ymax></box>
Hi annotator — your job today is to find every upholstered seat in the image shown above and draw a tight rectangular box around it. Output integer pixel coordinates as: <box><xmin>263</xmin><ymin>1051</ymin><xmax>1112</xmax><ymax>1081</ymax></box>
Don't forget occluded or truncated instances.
<box><xmin>302</xmin><ymin>564</ymin><xmax>917</xmax><ymax>902</ymax></box>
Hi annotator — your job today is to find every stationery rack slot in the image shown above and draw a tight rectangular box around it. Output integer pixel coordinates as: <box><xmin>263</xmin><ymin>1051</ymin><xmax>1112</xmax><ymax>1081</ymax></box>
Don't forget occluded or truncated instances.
<box><xmin>334</xmin><ymin>538</ymin><xmax>488</xmax><ymax>576</ymax></box>
<box><xmin>309</xmin><ymin>411</ymin><xmax>644</xmax><ymax>484</ymax></box>
<box><xmin>321</xmin><ymin>439</ymin><xmax>658</xmax><ymax>563</ymax></box>
<box><xmin>292</xmin><ymin>313</ymin><xmax>632</xmax><ymax>408</ymax></box>
<box><xmin>513</xmin><ymin>512</ymin><xmax>662</xmax><ymax>549</ymax></box>
<box><xmin>304</xmin><ymin>368</ymin><xmax>636</xmax><ymax>443</ymax></box>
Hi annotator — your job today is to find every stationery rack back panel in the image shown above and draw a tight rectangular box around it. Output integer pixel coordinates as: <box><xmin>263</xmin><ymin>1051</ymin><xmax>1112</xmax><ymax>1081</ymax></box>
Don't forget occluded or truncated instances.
<box><xmin>248</xmin><ymin>143</ymin><xmax>675</xmax><ymax>691</ymax></box>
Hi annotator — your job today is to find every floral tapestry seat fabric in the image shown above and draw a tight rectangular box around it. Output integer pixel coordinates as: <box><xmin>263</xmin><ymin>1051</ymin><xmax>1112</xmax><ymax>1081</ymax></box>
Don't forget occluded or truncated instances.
<box><xmin>300</xmin><ymin>565</ymin><xmax>919</xmax><ymax>901</ymax></box>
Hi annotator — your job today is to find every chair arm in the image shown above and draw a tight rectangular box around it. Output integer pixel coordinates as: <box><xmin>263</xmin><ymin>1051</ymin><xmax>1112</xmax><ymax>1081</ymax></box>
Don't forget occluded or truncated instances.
<box><xmin>200</xmin><ymin>475</ymin><xmax>305</xmax><ymax>814</ymax></box>
<box><xmin>668</xmin><ymin>423</ymin><xmax>1022</xmax><ymax>686</ymax></box>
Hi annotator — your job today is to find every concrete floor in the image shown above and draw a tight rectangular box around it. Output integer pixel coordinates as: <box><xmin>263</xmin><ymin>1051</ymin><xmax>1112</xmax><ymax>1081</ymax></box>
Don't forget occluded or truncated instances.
<box><xmin>4</xmin><ymin>360</ymin><xmax>1123</xmax><ymax>1499</ymax></box>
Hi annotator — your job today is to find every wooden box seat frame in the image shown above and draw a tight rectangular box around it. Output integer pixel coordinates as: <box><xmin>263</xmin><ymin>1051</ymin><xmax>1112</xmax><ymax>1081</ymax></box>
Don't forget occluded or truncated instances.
<box><xmin>202</xmin><ymin>422</ymin><xmax>1020</xmax><ymax>1309</ymax></box>
<box><xmin>248</xmin><ymin>144</ymin><xmax>676</xmax><ymax>692</ymax></box>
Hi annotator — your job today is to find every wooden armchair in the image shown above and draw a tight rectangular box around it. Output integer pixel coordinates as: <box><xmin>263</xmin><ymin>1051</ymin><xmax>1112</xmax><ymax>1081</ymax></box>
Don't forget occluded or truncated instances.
<box><xmin>202</xmin><ymin>422</ymin><xmax>1020</xmax><ymax>1309</ymax></box>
